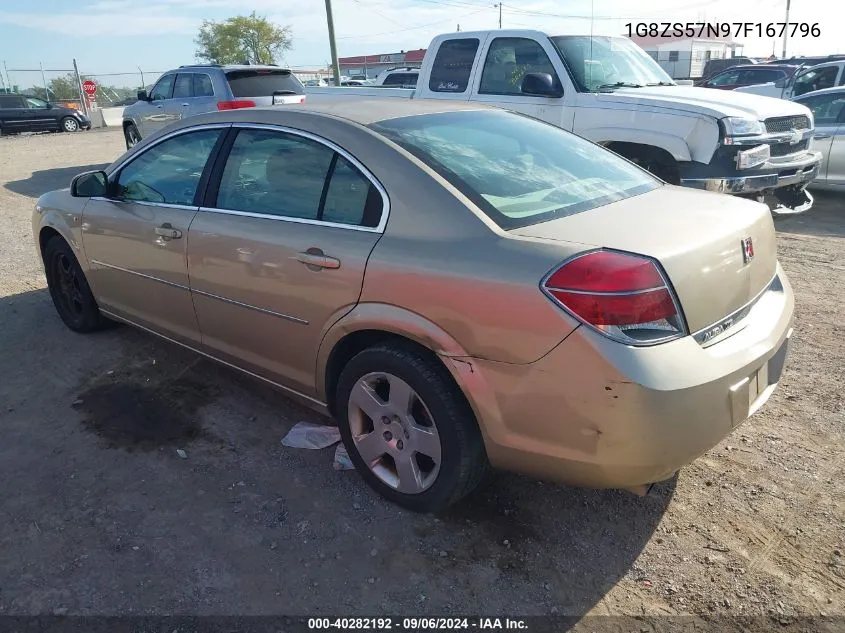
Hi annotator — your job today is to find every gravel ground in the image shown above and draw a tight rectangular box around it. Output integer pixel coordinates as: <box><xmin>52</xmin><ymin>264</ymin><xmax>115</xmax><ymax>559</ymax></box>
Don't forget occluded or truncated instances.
<box><xmin>0</xmin><ymin>129</ymin><xmax>843</xmax><ymax>626</ymax></box>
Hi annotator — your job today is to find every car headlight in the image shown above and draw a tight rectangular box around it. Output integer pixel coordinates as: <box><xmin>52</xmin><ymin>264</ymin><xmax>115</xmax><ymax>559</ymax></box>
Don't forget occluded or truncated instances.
<box><xmin>721</xmin><ymin>117</ymin><xmax>765</xmax><ymax>137</ymax></box>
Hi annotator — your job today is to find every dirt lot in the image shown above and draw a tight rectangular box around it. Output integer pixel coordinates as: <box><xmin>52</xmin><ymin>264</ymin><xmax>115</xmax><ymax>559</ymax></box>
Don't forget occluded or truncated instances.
<box><xmin>0</xmin><ymin>129</ymin><xmax>843</xmax><ymax>627</ymax></box>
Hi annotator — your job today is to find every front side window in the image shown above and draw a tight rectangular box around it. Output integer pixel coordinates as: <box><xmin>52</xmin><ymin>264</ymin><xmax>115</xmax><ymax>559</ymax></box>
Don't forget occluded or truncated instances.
<box><xmin>797</xmin><ymin>93</ymin><xmax>845</xmax><ymax>125</ymax></box>
<box><xmin>370</xmin><ymin>110</ymin><xmax>658</xmax><ymax>230</ymax></box>
<box><xmin>793</xmin><ymin>66</ymin><xmax>839</xmax><ymax>96</ymax></box>
<box><xmin>429</xmin><ymin>38</ymin><xmax>479</xmax><ymax>93</ymax></box>
<box><xmin>551</xmin><ymin>35</ymin><xmax>675</xmax><ymax>92</ymax></box>
<box><xmin>150</xmin><ymin>74</ymin><xmax>175</xmax><ymax>101</ymax></box>
<box><xmin>480</xmin><ymin>37</ymin><xmax>559</xmax><ymax>96</ymax></box>
<box><xmin>25</xmin><ymin>97</ymin><xmax>49</xmax><ymax>109</ymax></box>
<box><xmin>215</xmin><ymin>129</ymin><xmax>382</xmax><ymax>227</ymax></box>
<box><xmin>172</xmin><ymin>74</ymin><xmax>194</xmax><ymax>99</ymax></box>
<box><xmin>115</xmin><ymin>129</ymin><xmax>221</xmax><ymax>205</ymax></box>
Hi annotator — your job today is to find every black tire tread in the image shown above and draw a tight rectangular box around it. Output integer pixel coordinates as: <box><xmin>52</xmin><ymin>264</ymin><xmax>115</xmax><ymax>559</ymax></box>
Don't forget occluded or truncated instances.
<box><xmin>336</xmin><ymin>341</ymin><xmax>489</xmax><ymax>512</ymax></box>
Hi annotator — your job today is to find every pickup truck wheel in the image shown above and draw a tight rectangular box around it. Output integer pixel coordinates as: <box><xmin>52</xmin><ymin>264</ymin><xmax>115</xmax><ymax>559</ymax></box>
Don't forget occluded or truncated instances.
<box><xmin>124</xmin><ymin>123</ymin><xmax>141</xmax><ymax>149</ymax></box>
<box><xmin>606</xmin><ymin>143</ymin><xmax>681</xmax><ymax>185</ymax></box>
<box><xmin>335</xmin><ymin>343</ymin><xmax>489</xmax><ymax>513</ymax></box>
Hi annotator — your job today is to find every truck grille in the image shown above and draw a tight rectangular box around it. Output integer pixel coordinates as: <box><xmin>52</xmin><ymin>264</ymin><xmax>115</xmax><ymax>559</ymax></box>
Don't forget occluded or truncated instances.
<box><xmin>765</xmin><ymin>115</ymin><xmax>811</xmax><ymax>133</ymax></box>
<box><xmin>769</xmin><ymin>139</ymin><xmax>809</xmax><ymax>157</ymax></box>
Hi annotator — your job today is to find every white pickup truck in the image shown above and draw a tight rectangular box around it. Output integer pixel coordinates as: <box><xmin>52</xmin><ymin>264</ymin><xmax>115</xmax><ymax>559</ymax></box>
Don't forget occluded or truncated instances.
<box><xmin>307</xmin><ymin>29</ymin><xmax>823</xmax><ymax>213</ymax></box>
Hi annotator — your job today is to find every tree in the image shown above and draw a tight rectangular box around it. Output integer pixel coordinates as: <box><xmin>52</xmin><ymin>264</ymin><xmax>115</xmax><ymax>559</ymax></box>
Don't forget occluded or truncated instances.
<box><xmin>195</xmin><ymin>12</ymin><xmax>292</xmax><ymax>65</ymax></box>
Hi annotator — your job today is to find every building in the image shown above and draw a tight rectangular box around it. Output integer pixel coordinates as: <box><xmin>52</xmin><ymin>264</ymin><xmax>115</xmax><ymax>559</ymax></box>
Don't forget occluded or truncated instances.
<box><xmin>628</xmin><ymin>34</ymin><xmax>744</xmax><ymax>79</ymax></box>
<box><xmin>338</xmin><ymin>49</ymin><xmax>426</xmax><ymax>79</ymax></box>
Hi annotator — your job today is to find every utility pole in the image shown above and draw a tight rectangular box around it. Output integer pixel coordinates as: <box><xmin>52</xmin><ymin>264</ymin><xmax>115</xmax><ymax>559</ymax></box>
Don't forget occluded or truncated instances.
<box><xmin>781</xmin><ymin>0</ymin><xmax>791</xmax><ymax>58</ymax></box>
<box><xmin>324</xmin><ymin>0</ymin><xmax>342</xmax><ymax>86</ymax></box>
<box><xmin>40</xmin><ymin>62</ymin><xmax>50</xmax><ymax>101</ymax></box>
<box><xmin>494</xmin><ymin>3</ymin><xmax>502</xmax><ymax>28</ymax></box>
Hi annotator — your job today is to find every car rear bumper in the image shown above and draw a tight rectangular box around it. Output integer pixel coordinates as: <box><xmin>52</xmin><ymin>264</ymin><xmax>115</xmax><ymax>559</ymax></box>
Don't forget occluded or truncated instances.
<box><xmin>449</xmin><ymin>264</ymin><xmax>795</xmax><ymax>490</ymax></box>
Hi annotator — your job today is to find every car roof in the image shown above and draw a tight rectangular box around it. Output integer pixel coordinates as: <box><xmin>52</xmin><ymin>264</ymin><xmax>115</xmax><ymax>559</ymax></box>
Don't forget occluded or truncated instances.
<box><xmin>719</xmin><ymin>64</ymin><xmax>795</xmax><ymax>71</ymax></box>
<box><xmin>175</xmin><ymin>64</ymin><xmax>292</xmax><ymax>72</ymax></box>
<box><xmin>792</xmin><ymin>85</ymin><xmax>845</xmax><ymax>100</ymax></box>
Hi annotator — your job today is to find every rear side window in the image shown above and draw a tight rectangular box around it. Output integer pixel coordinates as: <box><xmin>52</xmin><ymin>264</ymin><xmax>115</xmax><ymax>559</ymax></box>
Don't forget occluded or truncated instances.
<box><xmin>0</xmin><ymin>95</ymin><xmax>23</xmax><ymax>108</ymax></box>
<box><xmin>225</xmin><ymin>70</ymin><xmax>304</xmax><ymax>97</ymax></box>
<box><xmin>194</xmin><ymin>73</ymin><xmax>214</xmax><ymax>97</ymax></box>
<box><xmin>429</xmin><ymin>38</ymin><xmax>480</xmax><ymax>93</ymax></box>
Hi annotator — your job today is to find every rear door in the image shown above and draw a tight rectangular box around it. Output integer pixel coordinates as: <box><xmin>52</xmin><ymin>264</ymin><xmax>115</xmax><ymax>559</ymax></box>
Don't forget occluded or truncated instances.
<box><xmin>163</xmin><ymin>72</ymin><xmax>195</xmax><ymax>124</ymax></box>
<box><xmin>22</xmin><ymin>96</ymin><xmax>57</xmax><ymax>131</ymax></box>
<box><xmin>416</xmin><ymin>36</ymin><xmax>483</xmax><ymax>101</ymax></box>
<box><xmin>188</xmin><ymin>125</ymin><xmax>386</xmax><ymax>396</ymax></box>
<box><xmin>224</xmin><ymin>69</ymin><xmax>305</xmax><ymax>106</ymax></box>
<box><xmin>189</xmin><ymin>72</ymin><xmax>218</xmax><ymax>116</ymax></box>
<box><xmin>0</xmin><ymin>95</ymin><xmax>26</xmax><ymax>131</ymax></box>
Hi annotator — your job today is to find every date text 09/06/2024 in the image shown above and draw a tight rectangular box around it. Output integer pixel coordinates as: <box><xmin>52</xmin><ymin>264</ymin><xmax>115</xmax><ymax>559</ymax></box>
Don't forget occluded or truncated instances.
<box><xmin>308</xmin><ymin>618</ymin><xmax>527</xmax><ymax>630</ymax></box>
<box><xmin>625</xmin><ymin>22</ymin><xmax>820</xmax><ymax>38</ymax></box>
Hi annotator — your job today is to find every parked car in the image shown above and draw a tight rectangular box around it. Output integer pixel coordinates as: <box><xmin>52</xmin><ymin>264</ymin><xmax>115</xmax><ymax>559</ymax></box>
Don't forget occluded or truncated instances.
<box><xmin>761</xmin><ymin>54</ymin><xmax>845</xmax><ymax>67</ymax></box>
<box><xmin>33</xmin><ymin>100</ymin><xmax>794</xmax><ymax>512</ymax></box>
<box><xmin>793</xmin><ymin>87</ymin><xmax>845</xmax><ymax>191</ymax></box>
<box><xmin>0</xmin><ymin>94</ymin><xmax>91</xmax><ymax>135</ymax></box>
<box><xmin>735</xmin><ymin>60</ymin><xmax>845</xmax><ymax>100</ymax></box>
<box><xmin>696</xmin><ymin>64</ymin><xmax>797</xmax><ymax>90</ymax></box>
<box><xmin>304</xmin><ymin>29</ymin><xmax>821</xmax><ymax>214</ymax></box>
<box><xmin>373</xmin><ymin>67</ymin><xmax>420</xmax><ymax>88</ymax></box>
<box><xmin>122</xmin><ymin>64</ymin><xmax>306</xmax><ymax>149</ymax></box>
<box><xmin>700</xmin><ymin>56</ymin><xmax>756</xmax><ymax>80</ymax></box>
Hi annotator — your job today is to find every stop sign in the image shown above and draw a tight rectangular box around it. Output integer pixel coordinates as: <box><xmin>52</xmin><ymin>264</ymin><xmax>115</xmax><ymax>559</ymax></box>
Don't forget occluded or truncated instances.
<box><xmin>82</xmin><ymin>80</ymin><xmax>97</xmax><ymax>96</ymax></box>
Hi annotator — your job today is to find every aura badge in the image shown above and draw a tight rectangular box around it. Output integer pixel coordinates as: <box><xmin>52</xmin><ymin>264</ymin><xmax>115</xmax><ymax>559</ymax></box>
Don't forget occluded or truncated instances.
<box><xmin>741</xmin><ymin>237</ymin><xmax>754</xmax><ymax>264</ymax></box>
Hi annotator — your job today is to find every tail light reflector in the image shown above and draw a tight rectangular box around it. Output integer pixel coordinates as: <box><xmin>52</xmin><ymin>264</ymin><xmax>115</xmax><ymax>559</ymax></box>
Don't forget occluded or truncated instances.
<box><xmin>542</xmin><ymin>250</ymin><xmax>687</xmax><ymax>345</ymax></box>
<box><xmin>217</xmin><ymin>100</ymin><xmax>256</xmax><ymax>110</ymax></box>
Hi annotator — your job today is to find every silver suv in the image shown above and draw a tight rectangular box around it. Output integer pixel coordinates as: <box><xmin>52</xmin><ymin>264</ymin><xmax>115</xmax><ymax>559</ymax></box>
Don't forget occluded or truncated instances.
<box><xmin>122</xmin><ymin>64</ymin><xmax>305</xmax><ymax>148</ymax></box>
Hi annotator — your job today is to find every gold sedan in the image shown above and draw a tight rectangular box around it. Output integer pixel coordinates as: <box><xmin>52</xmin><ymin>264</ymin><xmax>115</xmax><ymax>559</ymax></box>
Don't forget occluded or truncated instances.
<box><xmin>33</xmin><ymin>100</ymin><xmax>794</xmax><ymax>512</ymax></box>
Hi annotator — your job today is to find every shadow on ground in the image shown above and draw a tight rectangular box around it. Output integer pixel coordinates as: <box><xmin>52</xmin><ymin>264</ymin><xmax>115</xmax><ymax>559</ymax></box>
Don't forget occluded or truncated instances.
<box><xmin>4</xmin><ymin>164</ymin><xmax>110</xmax><ymax>198</ymax></box>
<box><xmin>0</xmin><ymin>287</ymin><xmax>673</xmax><ymax>618</ymax></box>
<box><xmin>775</xmin><ymin>190</ymin><xmax>845</xmax><ymax>238</ymax></box>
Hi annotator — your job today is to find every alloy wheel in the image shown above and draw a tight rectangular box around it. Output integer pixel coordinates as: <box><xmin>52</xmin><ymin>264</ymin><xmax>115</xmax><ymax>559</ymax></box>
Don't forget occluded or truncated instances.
<box><xmin>63</xmin><ymin>118</ymin><xmax>79</xmax><ymax>132</ymax></box>
<box><xmin>52</xmin><ymin>252</ymin><xmax>85</xmax><ymax>319</ymax></box>
<box><xmin>347</xmin><ymin>372</ymin><xmax>442</xmax><ymax>494</ymax></box>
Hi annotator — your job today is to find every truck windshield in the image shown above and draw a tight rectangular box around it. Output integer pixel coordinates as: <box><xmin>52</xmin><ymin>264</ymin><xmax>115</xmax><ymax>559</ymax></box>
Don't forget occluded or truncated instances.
<box><xmin>370</xmin><ymin>110</ymin><xmax>659</xmax><ymax>230</ymax></box>
<box><xmin>550</xmin><ymin>36</ymin><xmax>675</xmax><ymax>92</ymax></box>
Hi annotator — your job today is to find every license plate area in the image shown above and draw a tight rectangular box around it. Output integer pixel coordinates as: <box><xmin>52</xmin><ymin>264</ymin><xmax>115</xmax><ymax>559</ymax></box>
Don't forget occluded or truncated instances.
<box><xmin>729</xmin><ymin>330</ymin><xmax>792</xmax><ymax>426</ymax></box>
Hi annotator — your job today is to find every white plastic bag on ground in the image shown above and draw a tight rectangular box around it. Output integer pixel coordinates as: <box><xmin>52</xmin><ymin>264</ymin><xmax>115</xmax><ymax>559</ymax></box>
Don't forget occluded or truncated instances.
<box><xmin>281</xmin><ymin>421</ymin><xmax>341</xmax><ymax>450</ymax></box>
<box><xmin>333</xmin><ymin>444</ymin><xmax>354</xmax><ymax>471</ymax></box>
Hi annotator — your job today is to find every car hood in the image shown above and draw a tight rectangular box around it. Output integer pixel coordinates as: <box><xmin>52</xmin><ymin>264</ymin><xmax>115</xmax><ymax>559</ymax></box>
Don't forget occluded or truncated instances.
<box><xmin>596</xmin><ymin>85</ymin><xmax>808</xmax><ymax>120</ymax></box>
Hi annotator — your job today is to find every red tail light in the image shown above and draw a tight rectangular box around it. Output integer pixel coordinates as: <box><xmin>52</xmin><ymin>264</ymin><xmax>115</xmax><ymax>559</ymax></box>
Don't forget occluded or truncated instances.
<box><xmin>217</xmin><ymin>100</ymin><xmax>256</xmax><ymax>110</ymax></box>
<box><xmin>542</xmin><ymin>250</ymin><xmax>687</xmax><ymax>345</ymax></box>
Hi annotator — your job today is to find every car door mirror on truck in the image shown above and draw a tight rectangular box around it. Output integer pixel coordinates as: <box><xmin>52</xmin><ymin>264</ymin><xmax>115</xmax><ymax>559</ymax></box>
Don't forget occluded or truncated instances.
<box><xmin>71</xmin><ymin>171</ymin><xmax>109</xmax><ymax>198</ymax></box>
<box><xmin>521</xmin><ymin>73</ymin><xmax>563</xmax><ymax>98</ymax></box>
<box><xmin>137</xmin><ymin>89</ymin><xmax>149</xmax><ymax>102</ymax></box>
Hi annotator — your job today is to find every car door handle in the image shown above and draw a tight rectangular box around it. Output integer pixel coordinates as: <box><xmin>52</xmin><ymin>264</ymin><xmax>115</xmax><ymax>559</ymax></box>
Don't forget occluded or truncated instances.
<box><xmin>815</xmin><ymin>133</ymin><xmax>831</xmax><ymax>139</ymax></box>
<box><xmin>181</xmin><ymin>103</ymin><xmax>190</xmax><ymax>107</ymax></box>
<box><xmin>155</xmin><ymin>104</ymin><xmax>164</xmax><ymax>109</ymax></box>
<box><xmin>295</xmin><ymin>251</ymin><xmax>340</xmax><ymax>269</ymax></box>
<box><xmin>154</xmin><ymin>224</ymin><xmax>182</xmax><ymax>239</ymax></box>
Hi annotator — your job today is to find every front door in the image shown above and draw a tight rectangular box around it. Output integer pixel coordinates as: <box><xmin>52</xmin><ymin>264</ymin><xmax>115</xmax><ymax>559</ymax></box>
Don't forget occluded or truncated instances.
<box><xmin>188</xmin><ymin>126</ymin><xmax>385</xmax><ymax>396</ymax></box>
<box><xmin>21</xmin><ymin>96</ymin><xmax>56</xmax><ymax>131</ymax></box>
<box><xmin>137</xmin><ymin>73</ymin><xmax>177</xmax><ymax>138</ymax></box>
<box><xmin>801</xmin><ymin>91</ymin><xmax>845</xmax><ymax>185</ymax></box>
<box><xmin>470</xmin><ymin>36</ymin><xmax>567</xmax><ymax>125</ymax></box>
<box><xmin>81</xmin><ymin>126</ymin><xmax>226</xmax><ymax>343</ymax></box>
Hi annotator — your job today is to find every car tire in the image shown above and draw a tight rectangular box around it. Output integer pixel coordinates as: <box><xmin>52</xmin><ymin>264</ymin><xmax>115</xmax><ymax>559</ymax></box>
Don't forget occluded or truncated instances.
<box><xmin>43</xmin><ymin>236</ymin><xmax>108</xmax><ymax>333</ymax></box>
<box><xmin>335</xmin><ymin>342</ymin><xmax>489</xmax><ymax>513</ymax></box>
<box><xmin>61</xmin><ymin>117</ymin><xmax>80</xmax><ymax>133</ymax></box>
<box><xmin>124</xmin><ymin>123</ymin><xmax>141</xmax><ymax>149</ymax></box>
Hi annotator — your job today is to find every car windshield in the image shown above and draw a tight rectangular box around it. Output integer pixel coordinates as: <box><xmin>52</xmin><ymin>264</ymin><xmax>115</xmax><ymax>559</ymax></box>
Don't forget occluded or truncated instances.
<box><xmin>370</xmin><ymin>110</ymin><xmax>659</xmax><ymax>230</ymax></box>
<box><xmin>550</xmin><ymin>36</ymin><xmax>675</xmax><ymax>92</ymax></box>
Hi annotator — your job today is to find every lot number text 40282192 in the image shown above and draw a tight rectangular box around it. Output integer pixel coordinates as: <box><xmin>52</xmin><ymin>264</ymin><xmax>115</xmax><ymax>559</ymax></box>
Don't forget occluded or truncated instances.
<box><xmin>307</xmin><ymin>618</ymin><xmax>528</xmax><ymax>630</ymax></box>
<box><xmin>625</xmin><ymin>22</ymin><xmax>820</xmax><ymax>38</ymax></box>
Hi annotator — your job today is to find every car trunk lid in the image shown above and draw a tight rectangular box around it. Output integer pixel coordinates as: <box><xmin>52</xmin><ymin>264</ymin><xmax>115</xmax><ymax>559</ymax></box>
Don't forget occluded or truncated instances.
<box><xmin>511</xmin><ymin>186</ymin><xmax>778</xmax><ymax>334</ymax></box>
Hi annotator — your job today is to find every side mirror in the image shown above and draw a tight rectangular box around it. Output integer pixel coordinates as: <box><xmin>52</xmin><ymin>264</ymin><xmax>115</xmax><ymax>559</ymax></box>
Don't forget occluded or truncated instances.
<box><xmin>521</xmin><ymin>72</ymin><xmax>563</xmax><ymax>98</ymax></box>
<box><xmin>137</xmin><ymin>89</ymin><xmax>148</xmax><ymax>101</ymax></box>
<box><xmin>71</xmin><ymin>170</ymin><xmax>108</xmax><ymax>198</ymax></box>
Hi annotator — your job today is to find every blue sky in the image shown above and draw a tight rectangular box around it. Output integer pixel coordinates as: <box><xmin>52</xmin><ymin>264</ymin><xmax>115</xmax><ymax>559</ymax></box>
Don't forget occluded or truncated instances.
<box><xmin>0</xmin><ymin>0</ymin><xmax>839</xmax><ymax>88</ymax></box>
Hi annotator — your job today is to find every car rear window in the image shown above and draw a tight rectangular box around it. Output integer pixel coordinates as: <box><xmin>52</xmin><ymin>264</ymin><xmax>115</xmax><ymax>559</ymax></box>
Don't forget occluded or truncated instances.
<box><xmin>370</xmin><ymin>110</ymin><xmax>659</xmax><ymax>230</ymax></box>
<box><xmin>225</xmin><ymin>70</ymin><xmax>304</xmax><ymax>97</ymax></box>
